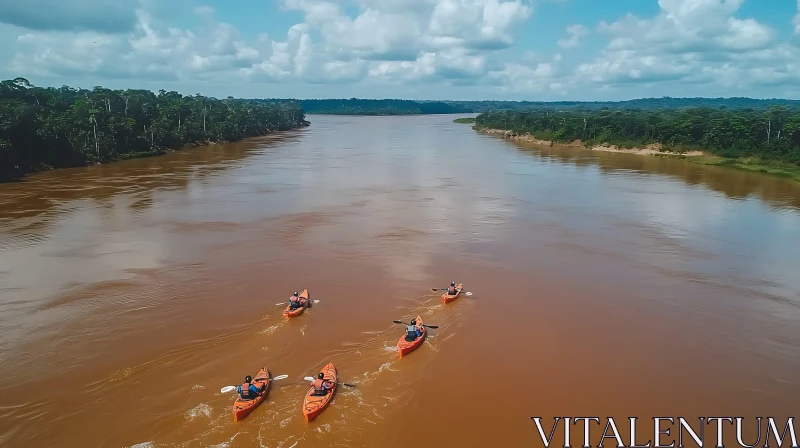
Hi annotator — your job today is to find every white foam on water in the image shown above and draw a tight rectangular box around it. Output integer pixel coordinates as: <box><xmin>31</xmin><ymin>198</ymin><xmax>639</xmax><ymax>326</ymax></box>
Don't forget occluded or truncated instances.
<box><xmin>129</xmin><ymin>443</ymin><xmax>154</xmax><ymax>448</ymax></box>
<box><xmin>377</xmin><ymin>361</ymin><xmax>397</xmax><ymax>373</ymax></box>
<box><xmin>185</xmin><ymin>403</ymin><xmax>213</xmax><ymax>421</ymax></box>
<box><xmin>360</xmin><ymin>361</ymin><xmax>398</xmax><ymax>385</ymax></box>
<box><xmin>260</xmin><ymin>322</ymin><xmax>283</xmax><ymax>334</ymax></box>
<box><xmin>107</xmin><ymin>367</ymin><xmax>133</xmax><ymax>382</ymax></box>
<box><xmin>191</xmin><ymin>384</ymin><xmax>205</xmax><ymax>391</ymax></box>
<box><xmin>274</xmin><ymin>436</ymin><xmax>301</xmax><ymax>448</ymax></box>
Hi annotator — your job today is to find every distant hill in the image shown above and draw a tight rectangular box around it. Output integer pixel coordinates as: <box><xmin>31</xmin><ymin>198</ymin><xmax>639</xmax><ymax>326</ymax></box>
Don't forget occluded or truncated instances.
<box><xmin>250</xmin><ymin>97</ymin><xmax>800</xmax><ymax>115</ymax></box>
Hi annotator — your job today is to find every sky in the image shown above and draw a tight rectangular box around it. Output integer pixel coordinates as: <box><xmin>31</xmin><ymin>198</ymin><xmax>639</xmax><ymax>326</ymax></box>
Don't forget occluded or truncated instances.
<box><xmin>1</xmin><ymin>0</ymin><xmax>799</xmax><ymax>101</ymax></box>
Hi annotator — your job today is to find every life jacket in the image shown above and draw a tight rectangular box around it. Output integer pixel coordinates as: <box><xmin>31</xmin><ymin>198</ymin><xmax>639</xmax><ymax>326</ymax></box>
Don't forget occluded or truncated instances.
<box><xmin>240</xmin><ymin>383</ymin><xmax>255</xmax><ymax>399</ymax></box>
<box><xmin>407</xmin><ymin>325</ymin><xmax>418</xmax><ymax>338</ymax></box>
<box><xmin>312</xmin><ymin>378</ymin><xmax>327</xmax><ymax>395</ymax></box>
<box><xmin>447</xmin><ymin>286</ymin><xmax>456</xmax><ymax>294</ymax></box>
<box><xmin>290</xmin><ymin>296</ymin><xmax>300</xmax><ymax>306</ymax></box>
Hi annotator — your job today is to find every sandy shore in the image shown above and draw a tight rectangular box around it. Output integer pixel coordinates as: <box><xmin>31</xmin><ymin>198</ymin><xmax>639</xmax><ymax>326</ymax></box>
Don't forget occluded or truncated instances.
<box><xmin>476</xmin><ymin>128</ymin><xmax>705</xmax><ymax>157</ymax></box>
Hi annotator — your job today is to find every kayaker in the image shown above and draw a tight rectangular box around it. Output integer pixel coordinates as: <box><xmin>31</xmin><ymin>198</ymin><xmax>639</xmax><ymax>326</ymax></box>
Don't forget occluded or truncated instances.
<box><xmin>289</xmin><ymin>291</ymin><xmax>302</xmax><ymax>310</ymax></box>
<box><xmin>237</xmin><ymin>375</ymin><xmax>264</xmax><ymax>400</ymax></box>
<box><xmin>405</xmin><ymin>318</ymin><xmax>423</xmax><ymax>341</ymax></box>
<box><xmin>446</xmin><ymin>282</ymin><xmax>457</xmax><ymax>295</ymax></box>
<box><xmin>310</xmin><ymin>372</ymin><xmax>334</xmax><ymax>396</ymax></box>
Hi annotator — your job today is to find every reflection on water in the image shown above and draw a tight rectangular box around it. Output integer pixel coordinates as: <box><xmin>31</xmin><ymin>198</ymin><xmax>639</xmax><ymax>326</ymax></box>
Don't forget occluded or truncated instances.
<box><xmin>0</xmin><ymin>115</ymin><xmax>798</xmax><ymax>448</ymax></box>
<box><xmin>510</xmin><ymin>141</ymin><xmax>800</xmax><ymax>210</ymax></box>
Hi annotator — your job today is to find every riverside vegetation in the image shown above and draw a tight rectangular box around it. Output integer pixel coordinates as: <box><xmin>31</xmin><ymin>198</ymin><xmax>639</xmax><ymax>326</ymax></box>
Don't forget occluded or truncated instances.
<box><xmin>453</xmin><ymin>117</ymin><xmax>476</xmax><ymax>124</ymax></box>
<box><xmin>256</xmin><ymin>97</ymin><xmax>800</xmax><ymax>115</ymax></box>
<box><xmin>258</xmin><ymin>99</ymin><xmax>470</xmax><ymax>115</ymax></box>
<box><xmin>4</xmin><ymin>76</ymin><xmax>800</xmax><ymax>182</ymax></box>
<box><xmin>0</xmin><ymin>78</ymin><xmax>308</xmax><ymax>181</ymax></box>
<box><xmin>474</xmin><ymin>108</ymin><xmax>800</xmax><ymax>181</ymax></box>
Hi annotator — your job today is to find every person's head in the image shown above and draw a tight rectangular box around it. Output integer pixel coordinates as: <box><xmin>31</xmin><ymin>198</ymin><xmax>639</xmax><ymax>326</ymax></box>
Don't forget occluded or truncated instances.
<box><xmin>245</xmin><ymin>375</ymin><xmax>252</xmax><ymax>383</ymax></box>
<box><xmin>410</xmin><ymin>318</ymin><xmax>417</xmax><ymax>325</ymax></box>
<box><xmin>450</xmin><ymin>281</ymin><xmax>455</xmax><ymax>286</ymax></box>
<box><xmin>318</xmin><ymin>372</ymin><xmax>324</xmax><ymax>379</ymax></box>
<box><xmin>293</xmin><ymin>291</ymin><xmax>299</xmax><ymax>296</ymax></box>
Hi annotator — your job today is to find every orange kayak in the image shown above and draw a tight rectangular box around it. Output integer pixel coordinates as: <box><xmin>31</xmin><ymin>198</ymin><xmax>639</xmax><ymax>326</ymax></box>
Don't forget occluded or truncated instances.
<box><xmin>283</xmin><ymin>289</ymin><xmax>310</xmax><ymax>318</ymax></box>
<box><xmin>232</xmin><ymin>366</ymin><xmax>271</xmax><ymax>422</ymax></box>
<box><xmin>303</xmin><ymin>363</ymin><xmax>337</xmax><ymax>422</ymax></box>
<box><xmin>442</xmin><ymin>283</ymin><xmax>463</xmax><ymax>304</ymax></box>
<box><xmin>397</xmin><ymin>315</ymin><xmax>426</xmax><ymax>357</ymax></box>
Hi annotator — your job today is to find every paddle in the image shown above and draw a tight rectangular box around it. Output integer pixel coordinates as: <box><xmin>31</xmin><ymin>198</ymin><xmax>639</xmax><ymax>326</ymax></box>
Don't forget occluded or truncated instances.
<box><xmin>274</xmin><ymin>299</ymin><xmax>320</xmax><ymax>306</ymax></box>
<box><xmin>392</xmin><ymin>320</ymin><xmax>439</xmax><ymax>329</ymax></box>
<box><xmin>220</xmin><ymin>374</ymin><xmax>289</xmax><ymax>393</ymax></box>
<box><xmin>302</xmin><ymin>376</ymin><xmax>357</xmax><ymax>388</ymax></box>
<box><xmin>431</xmin><ymin>288</ymin><xmax>473</xmax><ymax>296</ymax></box>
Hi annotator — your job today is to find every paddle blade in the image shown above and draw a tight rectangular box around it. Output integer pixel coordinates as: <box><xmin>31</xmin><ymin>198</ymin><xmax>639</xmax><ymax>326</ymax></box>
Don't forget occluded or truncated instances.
<box><xmin>275</xmin><ymin>302</ymin><xmax>286</xmax><ymax>306</ymax></box>
<box><xmin>220</xmin><ymin>386</ymin><xmax>236</xmax><ymax>393</ymax></box>
<box><xmin>303</xmin><ymin>376</ymin><xmax>315</xmax><ymax>382</ymax></box>
<box><xmin>311</xmin><ymin>300</ymin><xmax>320</xmax><ymax>303</ymax></box>
<box><xmin>392</xmin><ymin>320</ymin><xmax>405</xmax><ymax>325</ymax></box>
<box><xmin>465</xmin><ymin>292</ymin><xmax>473</xmax><ymax>296</ymax></box>
<box><xmin>423</xmin><ymin>325</ymin><xmax>439</xmax><ymax>329</ymax></box>
<box><xmin>343</xmin><ymin>383</ymin><xmax>356</xmax><ymax>388</ymax></box>
<box><xmin>272</xmin><ymin>374</ymin><xmax>288</xmax><ymax>380</ymax></box>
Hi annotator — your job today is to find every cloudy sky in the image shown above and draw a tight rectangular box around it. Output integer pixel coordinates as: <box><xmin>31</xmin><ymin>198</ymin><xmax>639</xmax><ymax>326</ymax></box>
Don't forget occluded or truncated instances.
<box><xmin>1</xmin><ymin>0</ymin><xmax>799</xmax><ymax>100</ymax></box>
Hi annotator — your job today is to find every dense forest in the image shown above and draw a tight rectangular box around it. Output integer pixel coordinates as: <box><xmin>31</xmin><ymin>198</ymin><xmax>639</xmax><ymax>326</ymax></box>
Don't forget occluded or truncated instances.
<box><xmin>247</xmin><ymin>98</ymin><xmax>470</xmax><ymax>115</ymax></box>
<box><xmin>447</xmin><ymin>97</ymin><xmax>800</xmax><ymax>113</ymax></box>
<box><xmin>0</xmin><ymin>78</ymin><xmax>308</xmax><ymax>181</ymax></box>
<box><xmin>474</xmin><ymin>108</ymin><xmax>800</xmax><ymax>165</ymax></box>
<box><xmin>253</xmin><ymin>97</ymin><xmax>800</xmax><ymax>115</ymax></box>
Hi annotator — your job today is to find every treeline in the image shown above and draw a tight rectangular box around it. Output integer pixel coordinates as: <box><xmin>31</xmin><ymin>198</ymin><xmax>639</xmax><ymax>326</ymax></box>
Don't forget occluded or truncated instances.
<box><xmin>253</xmin><ymin>97</ymin><xmax>800</xmax><ymax>115</ymax></box>
<box><xmin>475</xmin><ymin>108</ymin><xmax>800</xmax><ymax>165</ymax></box>
<box><xmin>248</xmin><ymin>99</ymin><xmax>470</xmax><ymax>115</ymax></box>
<box><xmin>448</xmin><ymin>97</ymin><xmax>800</xmax><ymax>113</ymax></box>
<box><xmin>1</xmin><ymin>78</ymin><xmax>308</xmax><ymax>181</ymax></box>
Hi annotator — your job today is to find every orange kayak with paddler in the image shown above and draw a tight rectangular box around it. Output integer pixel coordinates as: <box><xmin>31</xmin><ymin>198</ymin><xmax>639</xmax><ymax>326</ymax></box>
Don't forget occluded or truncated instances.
<box><xmin>397</xmin><ymin>315</ymin><xmax>426</xmax><ymax>357</ymax></box>
<box><xmin>284</xmin><ymin>288</ymin><xmax>310</xmax><ymax>318</ymax></box>
<box><xmin>303</xmin><ymin>363</ymin><xmax>337</xmax><ymax>422</ymax></box>
<box><xmin>232</xmin><ymin>366</ymin><xmax>271</xmax><ymax>422</ymax></box>
<box><xmin>442</xmin><ymin>283</ymin><xmax>463</xmax><ymax>304</ymax></box>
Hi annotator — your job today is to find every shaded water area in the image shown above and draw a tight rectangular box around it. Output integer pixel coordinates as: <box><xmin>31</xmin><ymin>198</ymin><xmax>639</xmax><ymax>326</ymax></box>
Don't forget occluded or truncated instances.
<box><xmin>1</xmin><ymin>115</ymin><xmax>799</xmax><ymax>448</ymax></box>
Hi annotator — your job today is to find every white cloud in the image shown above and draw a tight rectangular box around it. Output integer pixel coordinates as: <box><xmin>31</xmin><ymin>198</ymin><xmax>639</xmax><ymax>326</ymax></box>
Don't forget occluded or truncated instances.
<box><xmin>795</xmin><ymin>0</ymin><xmax>800</xmax><ymax>34</ymax></box>
<box><xmin>573</xmin><ymin>0</ymin><xmax>793</xmax><ymax>91</ymax></box>
<box><xmin>3</xmin><ymin>0</ymin><xmax>544</xmax><ymax>93</ymax></box>
<box><xmin>557</xmin><ymin>24</ymin><xmax>588</xmax><ymax>49</ymax></box>
<box><xmin>484</xmin><ymin>52</ymin><xmax>567</xmax><ymax>93</ymax></box>
<box><xmin>8</xmin><ymin>8</ymin><xmax>315</xmax><ymax>83</ymax></box>
<box><xmin>284</xmin><ymin>0</ymin><xmax>532</xmax><ymax>58</ymax></box>
<box><xmin>2</xmin><ymin>0</ymin><xmax>800</xmax><ymax>99</ymax></box>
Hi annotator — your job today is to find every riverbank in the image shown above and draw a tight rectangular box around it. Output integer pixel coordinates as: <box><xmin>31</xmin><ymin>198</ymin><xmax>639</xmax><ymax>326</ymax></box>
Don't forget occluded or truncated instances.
<box><xmin>1</xmin><ymin>125</ymin><xmax>310</xmax><ymax>182</ymax></box>
<box><xmin>0</xmin><ymin>78</ymin><xmax>311</xmax><ymax>183</ymax></box>
<box><xmin>475</xmin><ymin>127</ymin><xmax>800</xmax><ymax>181</ymax></box>
<box><xmin>1</xmin><ymin>123</ymin><xmax>310</xmax><ymax>182</ymax></box>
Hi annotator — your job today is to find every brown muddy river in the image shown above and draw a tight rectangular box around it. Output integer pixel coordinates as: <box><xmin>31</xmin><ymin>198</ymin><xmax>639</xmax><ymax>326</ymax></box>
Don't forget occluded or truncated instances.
<box><xmin>1</xmin><ymin>115</ymin><xmax>800</xmax><ymax>448</ymax></box>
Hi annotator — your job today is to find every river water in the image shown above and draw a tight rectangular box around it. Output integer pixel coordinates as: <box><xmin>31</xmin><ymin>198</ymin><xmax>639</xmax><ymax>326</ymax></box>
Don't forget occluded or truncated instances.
<box><xmin>1</xmin><ymin>115</ymin><xmax>799</xmax><ymax>448</ymax></box>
